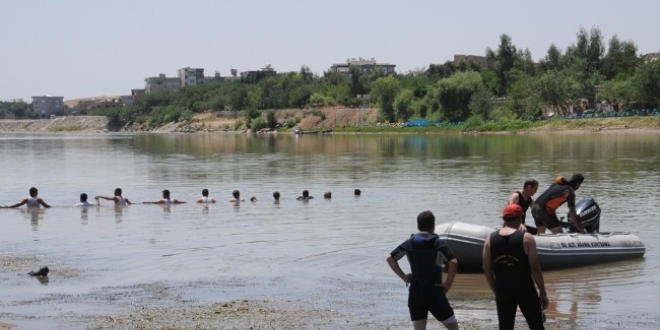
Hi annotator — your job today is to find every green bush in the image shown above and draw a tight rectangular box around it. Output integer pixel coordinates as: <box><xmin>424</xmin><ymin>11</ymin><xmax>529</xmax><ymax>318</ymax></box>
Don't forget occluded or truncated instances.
<box><xmin>310</xmin><ymin>108</ymin><xmax>326</xmax><ymax>120</ymax></box>
<box><xmin>234</xmin><ymin>119</ymin><xmax>244</xmax><ymax>130</ymax></box>
<box><xmin>250</xmin><ymin>117</ymin><xmax>268</xmax><ymax>131</ymax></box>
<box><xmin>285</xmin><ymin>117</ymin><xmax>298</xmax><ymax>128</ymax></box>
<box><xmin>465</xmin><ymin>115</ymin><xmax>484</xmax><ymax>128</ymax></box>
<box><xmin>266</xmin><ymin>110</ymin><xmax>277</xmax><ymax>129</ymax></box>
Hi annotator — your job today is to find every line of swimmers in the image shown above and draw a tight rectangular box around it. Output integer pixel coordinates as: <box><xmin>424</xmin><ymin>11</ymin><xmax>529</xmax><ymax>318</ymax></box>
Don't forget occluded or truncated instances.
<box><xmin>0</xmin><ymin>187</ymin><xmax>364</xmax><ymax>208</ymax></box>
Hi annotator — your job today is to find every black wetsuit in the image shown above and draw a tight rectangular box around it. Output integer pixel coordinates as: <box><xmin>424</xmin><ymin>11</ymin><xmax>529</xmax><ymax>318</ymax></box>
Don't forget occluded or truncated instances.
<box><xmin>390</xmin><ymin>232</ymin><xmax>456</xmax><ymax>322</ymax></box>
<box><xmin>489</xmin><ymin>230</ymin><xmax>544</xmax><ymax>330</ymax></box>
<box><xmin>516</xmin><ymin>191</ymin><xmax>537</xmax><ymax>235</ymax></box>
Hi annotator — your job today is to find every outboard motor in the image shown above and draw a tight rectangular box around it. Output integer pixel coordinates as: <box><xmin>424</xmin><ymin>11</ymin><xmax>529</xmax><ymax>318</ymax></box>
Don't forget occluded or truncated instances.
<box><xmin>566</xmin><ymin>198</ymin><xmax>601</xmax><ymax>233</ymax></box>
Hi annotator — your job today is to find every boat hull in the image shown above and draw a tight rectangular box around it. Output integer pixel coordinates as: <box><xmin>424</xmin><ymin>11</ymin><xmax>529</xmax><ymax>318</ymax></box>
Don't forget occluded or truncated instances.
<box><xmin>435</xmin><ymin>222</ymin><xmax>646</xmax><ymax>272</ymax></box>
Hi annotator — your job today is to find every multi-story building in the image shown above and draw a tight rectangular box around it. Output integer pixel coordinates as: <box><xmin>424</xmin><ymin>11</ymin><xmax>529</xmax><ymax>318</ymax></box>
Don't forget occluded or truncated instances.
<box><xmin>240</xmin><ymin>64</ymin><xmax>277</xmax><ymax>83</ymax></box>
<box><xmin>453</xmin><ymin>54</ymin><xmax>488</xmax><ymax>65</ymax></box>
<box><xmin>31</xmin><ymin>95</ymin><xmax>64</xmax><ymax>118</ymax></box>
<box><xmin>144</xmin><ymin>74</ymin><xmax>181</xmax><ymax>94</ymax></box>
<box><xmin>177</xmin><ymin>67</ymin><xmax>205</xmax><ymax>87</ymax></box>
<box><xmin>330</xmin><ymin>57</ymin><xmax>396</xmax><ymax>76</ymax></box>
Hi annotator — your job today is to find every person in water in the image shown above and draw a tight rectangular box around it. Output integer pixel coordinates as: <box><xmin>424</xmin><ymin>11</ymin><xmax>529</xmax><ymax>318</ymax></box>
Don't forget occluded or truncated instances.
<box><xmin>73</xmin><ymin>193</ymin><xmax>95</xmax><ymax>207</ymax></box>
<box><xmin>272</xmin><ymin>191</ymin><xmax>280</xmax><ymax>204</ymax></box>
<box><xmin>531</xmin><ymin>174</ymin><xmax>586</xmax><ymax>234</ymax></box>
<box><xmin>354</xmin><ymin>189</ymin><xmax>361</xmax><ymax>196</ymax></box>
<box><xmin>2</xmin><ymin>187</ymin><xmax>51</xmax><ymax>208</ymax></box>
<box><xmin>323</xmin><ymin>191</ymin><xmax>332</xmax><ymax>199</ymax></box>
<box><xmin>483</xmin><ymin>204</ymin><xmax>548</xmax><ymax>330</ymax></box>
<box><xmin>95</xmin><ymin>188</ymin><xmax>132</xmax><ymax>205</ymax></box>
<box><xmin>508</xmin><ymin>179</ymin><xmax>539</xmax><ymax>234</ymax></box>
<box><xmin>296</xmin><ymin>190</ymin><xmax>314</xmax><ymax>201</ymax></box>
<box><xmin>196</xmin><ymin>188</ymin><xmax>216</xmax><ymax>204</ymax></box>
<box><xmin>144</xmin><ymin>189</ymin><xmax>186</xmax><ymax>204</ymax></box>
<box><xmin>229</xmin><ymin>190</ymin><xmax>245</xmax><ymax>204</ymax></box>
<box><xmin>386</xmin><ymin>210</ymin><xmax>459</xmax><ymax>330</ymax></box>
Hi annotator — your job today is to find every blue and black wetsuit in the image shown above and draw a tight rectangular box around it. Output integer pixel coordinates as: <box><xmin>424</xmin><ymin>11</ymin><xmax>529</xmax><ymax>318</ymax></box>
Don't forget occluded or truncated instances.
<box><xmin>390</xmin><ymin>232</ymin><xmax>456</xmax><ymax>322</ymax></box>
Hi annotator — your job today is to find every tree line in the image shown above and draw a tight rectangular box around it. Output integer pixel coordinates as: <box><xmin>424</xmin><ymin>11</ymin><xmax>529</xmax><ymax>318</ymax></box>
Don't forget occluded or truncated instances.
<box><xmin>3</xmin><ymin>27</ymin><xmax>658</xmax><ymax>129</ymax></box>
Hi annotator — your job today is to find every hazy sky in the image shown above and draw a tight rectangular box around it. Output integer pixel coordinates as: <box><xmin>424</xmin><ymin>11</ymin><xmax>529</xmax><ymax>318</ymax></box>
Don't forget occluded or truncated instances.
<box><xmin>1</xmin><ymin>0</ymin><xmax>659</xmax><ymax>101</ymax></box>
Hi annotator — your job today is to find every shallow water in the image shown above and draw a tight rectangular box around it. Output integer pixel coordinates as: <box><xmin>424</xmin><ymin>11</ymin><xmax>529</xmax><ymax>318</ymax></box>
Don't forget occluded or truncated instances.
<box><xmin>0</xmin><ymin>132</ymin><xmax>658</xmax><ymax>329</ymax></box>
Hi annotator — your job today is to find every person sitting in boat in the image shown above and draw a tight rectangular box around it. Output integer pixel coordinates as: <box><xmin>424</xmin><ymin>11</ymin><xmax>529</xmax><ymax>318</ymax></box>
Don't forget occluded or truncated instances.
<box><xmin>196</xmin><ymin>188</ymin><xmax>216</xmax><ymax>204</ymax></box>
<box><xmin>143</xmin><ymin>189</ymin><xmax>186</xmax><ymax>205</ymax></box>
<box><xmin>508</xmin><ymin>179</ymin><xmax>539</xmax><ymax>234</ymax></box>
<box><xmin>2</xmin><ymin>187</ymin><xmax>51</xmax><ymax>208</ymax></box>
<box><xmin>531</xmin><ymin>174</ymin><xmax>586</xmax><ymax>234</ymax></box>
<box><xmin>296</xmin><ymin>190</ymin><xmax>314</xmax><ymax>201</ymax></box>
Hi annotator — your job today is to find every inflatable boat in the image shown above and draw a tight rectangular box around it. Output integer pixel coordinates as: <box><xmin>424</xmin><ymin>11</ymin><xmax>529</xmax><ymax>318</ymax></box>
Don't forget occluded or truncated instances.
<box><xmin>435</xmin><ymin>198</ymin><xmax>646</xmax><ymax>271</ymax></box>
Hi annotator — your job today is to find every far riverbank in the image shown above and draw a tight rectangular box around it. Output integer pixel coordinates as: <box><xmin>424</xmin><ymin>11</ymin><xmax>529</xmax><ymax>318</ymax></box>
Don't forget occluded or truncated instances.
<box><xmin>1</xmin><ymin>110</ymin><xmax>659</xmax><ymax>134</ymax></box>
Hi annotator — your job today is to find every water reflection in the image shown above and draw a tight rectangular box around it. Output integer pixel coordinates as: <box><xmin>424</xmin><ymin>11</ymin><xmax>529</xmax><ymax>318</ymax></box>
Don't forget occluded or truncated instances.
<box><xmin>21</xmin><ymin>208</ymin><xmax>45</xmax><ymax>231</ymax></box>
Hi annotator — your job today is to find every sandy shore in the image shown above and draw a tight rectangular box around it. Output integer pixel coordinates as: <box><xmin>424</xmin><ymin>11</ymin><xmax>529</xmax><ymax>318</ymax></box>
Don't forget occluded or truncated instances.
<box><xmin>1</xmin><ymin>112</ymin><xmax>659</xmax><ymax>134</ymax></box>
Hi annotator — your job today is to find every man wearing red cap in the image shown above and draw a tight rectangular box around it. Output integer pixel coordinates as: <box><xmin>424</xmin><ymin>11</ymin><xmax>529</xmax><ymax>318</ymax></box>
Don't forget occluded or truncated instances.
<box><xmin>483</xmin><ymin>204</ymin><xmax>548</xmax><ymax>330</ymax></box>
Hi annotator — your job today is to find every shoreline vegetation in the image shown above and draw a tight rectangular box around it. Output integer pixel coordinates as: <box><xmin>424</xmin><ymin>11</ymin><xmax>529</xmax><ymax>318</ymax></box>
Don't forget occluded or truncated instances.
<box><xmin>0</xmin><ymin>111</ymin><xmax>658</xmax><ymax>135</ymax></box>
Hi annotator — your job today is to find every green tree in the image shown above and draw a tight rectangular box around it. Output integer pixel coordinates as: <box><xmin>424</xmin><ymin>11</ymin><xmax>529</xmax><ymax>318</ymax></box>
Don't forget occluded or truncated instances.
<box><xmin>468</xmin><ymin>87</ymin><xmax>493</xmax><ymax>120</ymax></box>
<box><xmin>633</xmin><ymin>61</ymin><xmax>660</xmax><ymax>107</ymax></box>
<box><xmin>435</xmin><ymin>71</ymin><xmax>485</xmax><ymax>121</ymax></box>
<box><xmin>393</xmin><ymin>89</ymin><xmax>414</xmax><ymax>122</ymax></box>
<box><xmin>370</xmin><ymin>76</ymin><xmax>401</xmax><ymax>122</ymax></box>
<box><xmin>602</xmin><ymin>35</ymin><xmax>640</xmax><ymax>80</ymax></box>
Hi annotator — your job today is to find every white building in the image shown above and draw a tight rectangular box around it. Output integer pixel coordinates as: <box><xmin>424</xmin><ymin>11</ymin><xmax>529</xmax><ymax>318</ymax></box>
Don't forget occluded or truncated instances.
<box><xmin>330</xmin><ymin>57</ymin><xmax>396</xmax><ymax>76</ymax></box>
<box><xmin>32</xmin><ymin>95</ymin><xmax>64</xmax><ymax>118</ymax></box>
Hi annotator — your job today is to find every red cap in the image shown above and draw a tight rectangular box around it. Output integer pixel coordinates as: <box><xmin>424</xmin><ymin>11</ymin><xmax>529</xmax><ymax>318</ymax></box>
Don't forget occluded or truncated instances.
<box><xmin>502</xmin><ymin>204</ymin><xmax>523</xmax><ymax>219</ymax></box>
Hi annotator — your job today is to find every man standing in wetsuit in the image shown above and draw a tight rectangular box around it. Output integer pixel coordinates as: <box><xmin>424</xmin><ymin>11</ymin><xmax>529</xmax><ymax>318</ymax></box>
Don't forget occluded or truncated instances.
<box><xmin>531</xmin><ymin>174</ymin><xmax>586</xmax><ymax>234</ymax></box>
<box><xmin>386</xmin><ymin>211</ymin><xmax>459</xmax><ymax>330</ymax></box>
<box><xmin>483</xmin><ymin>204</ymin><xmax>548</xmax><ymax>330</ymax></box>
<box><xmin>508</xmin><ymin>179</ymin><xmax>539</xmax><ymax>234</ymax></box>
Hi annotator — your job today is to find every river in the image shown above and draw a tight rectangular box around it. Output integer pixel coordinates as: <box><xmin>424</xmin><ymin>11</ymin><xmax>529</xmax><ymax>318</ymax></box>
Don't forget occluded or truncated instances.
<box><xmin>0</xmin><ymin>132</ymin><xmax>658</xmax><ymax>329</ymax></box>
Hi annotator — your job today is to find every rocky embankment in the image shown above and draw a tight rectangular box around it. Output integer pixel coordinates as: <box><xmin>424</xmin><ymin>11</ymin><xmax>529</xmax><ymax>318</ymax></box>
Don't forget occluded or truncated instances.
<box><xmin>0</xmin><ymin>116</ymin><xmax>109</xmax><ymax>133</ymax></box>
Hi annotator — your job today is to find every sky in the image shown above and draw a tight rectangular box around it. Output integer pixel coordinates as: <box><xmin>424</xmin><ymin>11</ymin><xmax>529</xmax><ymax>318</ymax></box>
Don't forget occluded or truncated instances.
<box><xmin>1</xmin><ymin>0</ymin><xmax>659</xmax><ymax>101</ymax></box>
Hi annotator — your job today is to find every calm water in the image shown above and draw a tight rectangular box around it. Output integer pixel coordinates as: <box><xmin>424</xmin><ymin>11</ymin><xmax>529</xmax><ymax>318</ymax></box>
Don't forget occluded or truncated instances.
<box><xmin>0</xmin><ymin>132</ymin><xmax>658</xmax><ymax>329</ymax></box>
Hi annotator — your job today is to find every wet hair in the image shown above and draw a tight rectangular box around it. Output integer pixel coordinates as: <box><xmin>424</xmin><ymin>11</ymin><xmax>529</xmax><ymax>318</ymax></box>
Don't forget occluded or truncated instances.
<box><xmin>273</xmin><ymin>191</ymin><xmax>280</xmax><ymax>200</ymax></box>
<box><xmin>80</xmin><ymin>193</ymin><xmax>88</xmax><ymax>202</ymax></box>
<box><xmin>202</xmin><ymin>189</ymin><xmax>209</xmax><ymax>197</ymax></box>
<box><xmin>323</xmin><ymin>191</ymin><xmax>331</xmax><ymax>199</ymax></box>
<box><xmin>162</xmin><ymin>190</ymin><xmax>170</xmax><ymax>198</ymax></box>
<box><xmin>29</xmin><ymin>187</ymin><xmax>38</xmax><ymax>197</ymax></box>
<box><xmin>232</xmin><ymin>190</ymin><xmax>240</xmax><ymax>199</ymax></box>
<box><xmin>417</xmin><ymin>211</ymin><xmax>435</xmax><ymax>231</ymax></box>
<box><xmin>354</xmin><ymin>189</ymin><xmax>361</xmax><ymax>196</ymax></box>
<box><xmin>523</xmin><ymin>179</ymin><xmax>538</xmax><ymax>189</ymax></box>
<box><xmin>114</xmin><ymin>188</ymin><xmax>122</xmax><ymax>196</ymax></box>
<box><xmin>250</xmin><ymin>196</ymin><xmax>258</xmax><ymax>202</ymax></box>
<box><xmin>569</xmin><ymin>173</ymin><xmax>584</xmax><ymax>187</ymax></box>
<box><xmin>302</xmin><ymin>190</ymin><xmax>309</xmax><ymax>198</ymax></box>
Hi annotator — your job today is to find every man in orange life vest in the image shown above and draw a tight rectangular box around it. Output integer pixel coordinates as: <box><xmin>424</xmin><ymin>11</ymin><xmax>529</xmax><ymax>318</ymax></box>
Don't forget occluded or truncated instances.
<box><xmin>530</xmin><ymin>174</ymin><xmax>586</xmax><ymax>234</ymax></box>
